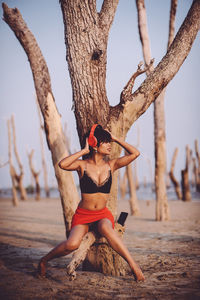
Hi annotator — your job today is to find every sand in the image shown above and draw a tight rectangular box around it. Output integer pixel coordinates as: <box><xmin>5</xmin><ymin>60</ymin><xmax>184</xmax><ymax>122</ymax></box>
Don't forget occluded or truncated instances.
<box><xmin>0</xmin><ymin>196</ymin><xmax>200</xmax><ymax>300</ymax></box>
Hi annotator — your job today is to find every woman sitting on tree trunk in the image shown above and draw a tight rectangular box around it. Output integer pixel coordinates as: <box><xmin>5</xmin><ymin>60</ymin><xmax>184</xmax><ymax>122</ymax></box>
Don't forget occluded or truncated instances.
<box><xmin>38</xmin><ymin>124</ymin><xmax>144</xmax><ymax>281</ymax></box>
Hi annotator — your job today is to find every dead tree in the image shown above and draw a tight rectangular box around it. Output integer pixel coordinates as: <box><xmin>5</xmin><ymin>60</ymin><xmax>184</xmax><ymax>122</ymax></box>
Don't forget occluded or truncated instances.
<box><xmin>11</xmin><ymin>115</ymin><xmax>27</xmax><ymax>200</ymax></box>
<box><xmin>126</xmin><ymin>163</ymin><xmax>140</xmax><ymax>216</ymax></box>
<box><xmin>119</xmin><ymin>170</ymin><xmax>128</xmax><ymax>200</ymax></box>
<box><xmin>3</xmin><ymin>0</ymin><xmax>200</xmax><ymax>277</ymax></box>
<box><xmin>194</xmin><ymin>140</ymin><xmax>200</xmax><ymax>191</ymax></box>
<box><xmin>133</xmin><ymin>125</ymin><xmax>140</xmax><ymax>190</ymax></box>
<box><xmin>35</xmin><ymin>96</ymin><xmax>49</xmax><ymax>197</ymax></box>
<box><xmin>181</xmin><ymin>145</ymin><xmax>191</xmax><ymax>201</ymax></box>
<box><xmin>136</xmin><ymin>0</ymin><xmax>178</xmax><ymax>220</ymax></box>
<box><xmin>28</xmin><ymin>150</ymin><xmax>41</xmax><ymax>200</ymax></box>
<box><xmin>7</xmin><ymin>119</ymin><xmax>18</xmax><ymax>206</ymax></box>
<box><xmin>3</xmin><ymin>3</ymin><xmax>79</xmax><ymax>235</ymax></box>
<box><xmin>169</xmin><ymin>147</ymin><xmax>182</xmax><ymax>199</ymax></box>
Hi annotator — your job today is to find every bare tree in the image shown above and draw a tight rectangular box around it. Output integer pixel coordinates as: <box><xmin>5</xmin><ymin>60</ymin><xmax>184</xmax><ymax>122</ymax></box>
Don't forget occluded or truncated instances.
<box><xmin>28</xmin><ymin>150</ymin><xmax>41</xmax><ymax>200</ymax></box>
<box><xmin>7</xmin><ymin>119</ymin><xmax>18</xmax><ymax>206</ymax></box>
<box><xmin>181</xmin><ymin>145</ymin><xmax>192</xmax><ymax>201</ymax></box>
<box><xmin>3</xmin><ymin>0</ymin><xmax>200</xmax><ymax>275</ymax></box>
<box><xmin>126</xmin><ymin>162</ymin><xmax>140</xmax><ymax>216</ymax></box>
<box><xmin>136</xmin><ymin>0</ymin><xmax>178</xmax><ymax>220</ymax></box>
<box><xmin>194</xmin><ymin>140</ymin><xmax>200</xmax><ymax>191</ymax></box>
<box><xmin>11</xmin><ymin>115</ymin><xmax>27</xmax><ymax>200</ymax></box>
<box><xmin>35</xmin><ymin>96</ymin><xmax>49</xmax><ymax>197</ymax></box>
<box><xmin>169</xmin><ymin>147</ymin><xmax>182</xmax><ymax>199</ymax></box>
<box><xmin>2</xmin><ymin>3</ymin><xmax>79</xmax><ymax>235</ymax></box>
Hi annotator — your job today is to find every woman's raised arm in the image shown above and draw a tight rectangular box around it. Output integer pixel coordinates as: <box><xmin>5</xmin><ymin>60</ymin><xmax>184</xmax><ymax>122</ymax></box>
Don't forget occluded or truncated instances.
<box><xmin>110</xmin><ymin>134</ymin><xmax>140</xmax><ymax>172</ymax></box>
<box><xmin>58</xmin><ymin>139</ymin><xmax>89</xmax><ymax>171</ymax></box>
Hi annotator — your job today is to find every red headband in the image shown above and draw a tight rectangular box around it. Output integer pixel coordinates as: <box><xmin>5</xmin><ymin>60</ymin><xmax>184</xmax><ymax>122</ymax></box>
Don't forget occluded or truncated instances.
<box><xmin>88</xmin><ymin>124</ymin><xmax>99</xmax><ymax>147</ymax></box>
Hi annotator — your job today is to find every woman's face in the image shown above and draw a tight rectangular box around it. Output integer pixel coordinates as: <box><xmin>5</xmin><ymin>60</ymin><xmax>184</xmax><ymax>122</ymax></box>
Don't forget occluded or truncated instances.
<box><xmin>96</xmin><ymin>142</ymin><xmax>111</xmax><ymax>155</ymax></box>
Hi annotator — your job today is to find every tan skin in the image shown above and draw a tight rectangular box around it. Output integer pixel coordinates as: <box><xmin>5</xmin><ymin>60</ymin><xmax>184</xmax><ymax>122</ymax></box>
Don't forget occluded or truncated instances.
<box><xmin>38</xmin><ymin>132</ymin><xmax>145</xmax><ymax>281</ymax></box>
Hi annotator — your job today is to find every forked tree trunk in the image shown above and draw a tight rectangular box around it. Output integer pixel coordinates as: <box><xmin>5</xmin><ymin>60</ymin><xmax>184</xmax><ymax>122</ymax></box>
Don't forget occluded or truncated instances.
<box><xmin>181</xmin><ymin>145</ymin><xmax>191</xmax><ymax>201</ymax></box>
<box><xmin>136</xmin><ymin>0</ymin><xmax>178</xmax><ymax>220</ymax></box>
<box><xmin>7</xmin><ymin>119</ymin><xmax>18</xmax><ymax>206</ymax></box>
<box><xmin>28</xmin><ymin>150</ymin><xmax>41</xmax><ymax>201</ymax></box>
<box><xmin>3</xmin><ymin>0</ymin><xmax>200</xmax><ymax>277</ymax></box>
<box><xmin>11</xmin><ymin>115</ymin><xmax>27</xmax><ymax>200</ymax></box>
<box><xmin>3</xmin><ymin>4</ymin><xmax>79</xmax><ymax>235</ymax></box>
<box><xmin>36</xmin><ymin>96</ymin><xmax>49</xmax><ymax>197</ymax></box>
<box><xmin>169</xmin><ymin>147</ymin><xmax>182</xmax><ymax>199</ymax></box>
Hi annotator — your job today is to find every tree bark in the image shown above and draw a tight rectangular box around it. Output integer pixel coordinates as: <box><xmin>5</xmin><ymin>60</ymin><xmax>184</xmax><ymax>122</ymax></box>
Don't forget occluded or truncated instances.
<box><xmin>11</xmin><ymin>115</ymin><xmax>27</xmax><ymax>201</ymax></box>
<box><xmin>169</xmin><ymin>148</ymin><xmax>182</xmax><ymax>200</ymax></box>
<box><xmin>3</xmin><ymin>3</ymin><xmax>79</xmax><ymax>235</ymax></box>
<box><xmin>7</xmin><ymin>119</ymin><xmax>18</xmax><ymax>206</ymax></box>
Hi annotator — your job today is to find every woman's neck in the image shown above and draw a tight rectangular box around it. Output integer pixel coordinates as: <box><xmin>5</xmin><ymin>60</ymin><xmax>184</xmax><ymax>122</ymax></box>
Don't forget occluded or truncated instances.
<box><xmin>90</xmin><ymin>153</ymin><xmax>105</xmax><ymax>165</ymax></box>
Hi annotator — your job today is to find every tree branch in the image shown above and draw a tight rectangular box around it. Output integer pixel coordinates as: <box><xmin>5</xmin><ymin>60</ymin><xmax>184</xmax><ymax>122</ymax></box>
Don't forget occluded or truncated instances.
<box><xmin>120</xmin><ymin>59</ymin><xmax>154</xmax><ymax>104</ymax></box>
<box><xmin>168</xmin><ymin>0</ymin><xmax>178</xmax><ymax>49</ymax></box>
<box><xmin>99</xmin><ymin>0</ymin><xmax>119</xmax><ymax>32</ymax></box>
<box><xmin>118</xmin><ymin>0</ymin><xmax>200</xmax><ymax>130</ymax></box>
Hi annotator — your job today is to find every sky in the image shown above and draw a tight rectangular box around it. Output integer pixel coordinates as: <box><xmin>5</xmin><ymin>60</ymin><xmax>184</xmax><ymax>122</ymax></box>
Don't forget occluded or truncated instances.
<box><xmin>0</xmin><ymin>0</ymin><xmax>199</xmax><ymax>189</ymax></box>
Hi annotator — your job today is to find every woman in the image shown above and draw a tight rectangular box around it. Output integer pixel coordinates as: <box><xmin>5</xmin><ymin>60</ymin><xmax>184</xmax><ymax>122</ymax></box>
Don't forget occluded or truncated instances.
<box><xmin>38</xmin><ymin>124</ymin><xmax>144</xmax><ymax>281</ymax></box>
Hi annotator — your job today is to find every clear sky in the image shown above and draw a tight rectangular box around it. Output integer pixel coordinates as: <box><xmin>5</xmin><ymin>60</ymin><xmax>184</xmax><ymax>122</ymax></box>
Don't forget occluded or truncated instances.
<box><xmin>0</xmin><ymin>0</ymin><xmax>199</xmax><ymax>188</ymax></box>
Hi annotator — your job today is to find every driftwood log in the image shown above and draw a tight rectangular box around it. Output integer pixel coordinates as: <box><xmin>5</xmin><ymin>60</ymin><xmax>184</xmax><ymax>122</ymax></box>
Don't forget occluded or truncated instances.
<box><xmin>169</xmin><ymin>147</ymin><xmax>182</xmax><ymax>200</ymax></box>
<box><xmin>66</xmin><ymin>212</ymin><xmax>130</xmax><ymax>280</ymax></box>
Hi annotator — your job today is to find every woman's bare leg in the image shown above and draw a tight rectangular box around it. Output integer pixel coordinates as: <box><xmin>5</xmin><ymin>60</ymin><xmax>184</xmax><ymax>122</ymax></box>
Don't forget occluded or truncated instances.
<box><xmin>38</xmin><ymin>224</ymin><xmax>89</xmax><ymax>277</ymax></box>
<box><xmin>97</xmin><ymin>219</ymin><xmax>145</xmax><ymax>281</ymax></box>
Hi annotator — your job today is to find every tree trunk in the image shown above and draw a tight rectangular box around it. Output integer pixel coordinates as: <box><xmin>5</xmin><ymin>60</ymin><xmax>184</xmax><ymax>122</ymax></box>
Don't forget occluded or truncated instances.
<box><xmin>28</xmin><ymin>150</ymin><xmax>41</xmax><ymax>201</ymax></box>
<box><xmin>7</xmin><ymin>119</ymin><xmax>18</xmax><ymax>206</ymax></box>
<box><xmin>36</xmin><ymin>96</ymin><xmax>49</xmax><ymax>197</ymax></box>
<box><xmin>11</xmin><ymin>115</ymin><xmax>27</xmax><ymax>201</ymax></box>
<box><xmin>169</xmin><ymin>148</ymin><xmax>182</xmax><ymax>199</ymax></box>
<box><xmin>181</xmin><ymin>145</ymin><xmax>191</xmax><ymax>201</ymax></box>
<box><xmin>194</xmin><ymin>140</ymin><xmax>200</xmax><ymax>192</ymax></box>
<box><xmin>136</xmin><ymin>0</ymin><xmax>178</xmax><ymax>220</ymax></box>
<box><xmin>3</xmin><ymin>4</ymin><xmax>79</xmax><ymax>235</ymax></box>
<box><xmin>126</xmin><ymin>163</ymin><xmax>140</xmax><ymax>216</ymax></box>
<box><xmin>119</xmin><ymin>171</ymin><xmax>128</xmax><ymax>200</ymax></box>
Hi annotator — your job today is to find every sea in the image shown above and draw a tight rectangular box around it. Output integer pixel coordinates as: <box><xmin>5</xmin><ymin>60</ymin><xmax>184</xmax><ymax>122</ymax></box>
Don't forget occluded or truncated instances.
<box><xmin>1</xmin><ymin>183</ymin><xmax>200</xmax><ymax>201</ymax></box>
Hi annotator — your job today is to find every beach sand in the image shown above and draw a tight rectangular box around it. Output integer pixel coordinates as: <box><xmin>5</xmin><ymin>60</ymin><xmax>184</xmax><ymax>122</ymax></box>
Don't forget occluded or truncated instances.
<box><xmin>0</xmin><ymin>196</ymin><xmax>200</xmax><ymax>299</ymax></box>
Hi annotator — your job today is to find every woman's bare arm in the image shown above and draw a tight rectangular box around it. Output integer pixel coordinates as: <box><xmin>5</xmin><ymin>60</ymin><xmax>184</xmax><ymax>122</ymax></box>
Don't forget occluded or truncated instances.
<box><xmin>59</xmin><ymin>139</ymin><xmax>89</xmax><ymax>171</ymax></box>
<box><xmin>110</xmin><ymin>134</ymin><xmax>140</xmax><ymax>171</ymax></box>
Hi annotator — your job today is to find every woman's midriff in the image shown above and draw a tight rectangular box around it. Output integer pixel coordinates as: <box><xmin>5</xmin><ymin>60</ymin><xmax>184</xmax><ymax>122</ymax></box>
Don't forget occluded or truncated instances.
<box><xmin>78</xmin><ymin>193</ymin><xmax>108</xmax><ymax>210</ymax></box>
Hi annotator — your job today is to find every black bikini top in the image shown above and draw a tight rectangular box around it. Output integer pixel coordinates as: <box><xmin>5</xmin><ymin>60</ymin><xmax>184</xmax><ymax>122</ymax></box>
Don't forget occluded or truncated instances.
<box><xmin>80</xmin><ymin>163</ymin><xmax>112</xmax><ymax>194</ymax></box>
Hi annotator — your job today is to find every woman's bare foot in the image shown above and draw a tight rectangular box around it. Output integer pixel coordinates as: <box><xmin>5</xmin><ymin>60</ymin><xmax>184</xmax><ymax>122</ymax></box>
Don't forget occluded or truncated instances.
<box><xmin>37</xmin><ymin>259</ymin><xmax>47</xmax><ymax>278</ymax></box>
<box><xmin>134</xmin><ymin>270</ymin><xmax>145</xmax><ymax>282</ymax></box>
<box><xmin>131</xmin><ymin>264</ymin><xmax>145</xmax><ymax>281</ymax></box>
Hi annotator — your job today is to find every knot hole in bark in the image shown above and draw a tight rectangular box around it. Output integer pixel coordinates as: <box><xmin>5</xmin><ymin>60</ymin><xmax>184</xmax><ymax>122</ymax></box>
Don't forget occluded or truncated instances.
<box><xmin>91</xmin><ymin>49</ymin><xmax>103</xmax><ymax>64</ymax></box>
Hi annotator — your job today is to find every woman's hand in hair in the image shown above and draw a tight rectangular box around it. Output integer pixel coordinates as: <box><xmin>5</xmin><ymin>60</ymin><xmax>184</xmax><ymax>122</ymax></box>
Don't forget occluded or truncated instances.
<box><xmin>83</xmin><ymin>138</ymin><xmax>90</xmax><ymax>155</ymax></box>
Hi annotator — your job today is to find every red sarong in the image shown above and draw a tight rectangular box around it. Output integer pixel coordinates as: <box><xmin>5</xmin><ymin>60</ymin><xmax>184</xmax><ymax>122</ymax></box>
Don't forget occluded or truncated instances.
<box><xmin>71</xmin><ymin>207</ymin><xmax>115</xmax><ymax>229</ymax></box>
